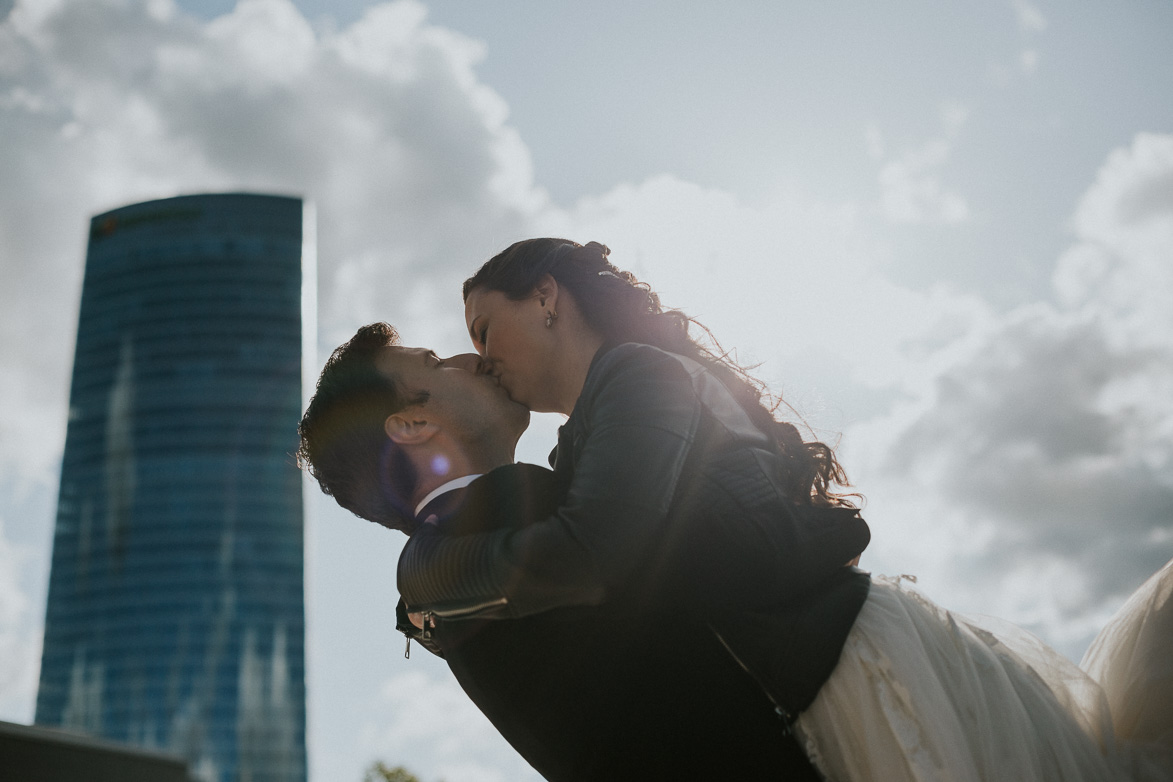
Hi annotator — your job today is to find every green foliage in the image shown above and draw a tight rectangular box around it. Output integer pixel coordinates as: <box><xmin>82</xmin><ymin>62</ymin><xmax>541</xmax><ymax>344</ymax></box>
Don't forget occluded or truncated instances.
<box><xmin>362</xmin><ymin>761</ymin><xmax>438</xmax><ymax>782</ymax></box>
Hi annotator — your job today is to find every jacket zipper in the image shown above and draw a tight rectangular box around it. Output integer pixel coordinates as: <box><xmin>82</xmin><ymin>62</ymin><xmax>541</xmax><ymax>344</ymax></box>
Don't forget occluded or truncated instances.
<box><xmin>430</xmin><ymin>596</ymin><xmax>508</xmax><ymax>619</ymax></box>
<box><xmin>710</xmin><ymin>626</ymin><xmax>796</xmax><ymax>731</ymax></box>
<box><xmin>403</xmin><ymin>599</ymin><xmax>507</xmax><ymax>659</ymax></box>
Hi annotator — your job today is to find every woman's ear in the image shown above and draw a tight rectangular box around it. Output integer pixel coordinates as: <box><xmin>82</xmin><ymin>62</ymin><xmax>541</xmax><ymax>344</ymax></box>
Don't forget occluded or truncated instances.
<box><xmin>384</xmin><ymin>408</ymin><xmax>439</xmax><ymax>445</ymax></box>
<box><xmin>534</xmin><ymin>273</ymin><xmax>559</xmax><ymax>311</ymax></box>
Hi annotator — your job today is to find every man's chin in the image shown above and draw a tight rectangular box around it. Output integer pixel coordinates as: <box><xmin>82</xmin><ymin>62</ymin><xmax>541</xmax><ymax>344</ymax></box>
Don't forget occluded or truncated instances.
<box><xmin>506</xmin><ymin>405</ymin><xmax>531</xmax><ymax>438</ymax></box>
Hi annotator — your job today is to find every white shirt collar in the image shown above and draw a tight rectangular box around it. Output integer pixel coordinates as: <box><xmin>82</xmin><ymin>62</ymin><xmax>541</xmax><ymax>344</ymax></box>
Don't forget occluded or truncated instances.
<box><xmin>414</xmin><ymin>473</ymin><xmax>483</xmax><ymax>518</ymax></box>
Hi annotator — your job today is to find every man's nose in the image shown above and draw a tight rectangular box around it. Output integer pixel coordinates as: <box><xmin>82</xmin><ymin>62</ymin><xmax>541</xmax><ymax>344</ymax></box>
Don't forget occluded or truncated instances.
<box><xmin>445</xmin><ymin>353</ymin><xmax>485</xmax><ymax>373</ymax></box>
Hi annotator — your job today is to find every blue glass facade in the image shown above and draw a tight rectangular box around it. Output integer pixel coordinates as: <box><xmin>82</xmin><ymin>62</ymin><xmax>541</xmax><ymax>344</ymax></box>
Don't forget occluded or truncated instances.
<box><xmin>36</xmin><ymin>194</ymin><xmax>310</xmax><ymax>782</ymax></box>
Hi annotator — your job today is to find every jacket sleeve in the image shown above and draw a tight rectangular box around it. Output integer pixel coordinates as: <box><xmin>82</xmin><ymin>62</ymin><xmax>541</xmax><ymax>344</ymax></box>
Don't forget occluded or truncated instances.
<box><xmin>397</xmin><ymin>345</ymin><xmax>703</xmax><ymax>620</ymax></box>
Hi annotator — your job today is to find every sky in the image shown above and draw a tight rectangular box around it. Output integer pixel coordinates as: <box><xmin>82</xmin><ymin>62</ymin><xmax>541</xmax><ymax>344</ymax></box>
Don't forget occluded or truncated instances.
<box><xmin>1</xmin><ymin>0</ymin><xmax>1172</xmax><ymax>780</ymax></box>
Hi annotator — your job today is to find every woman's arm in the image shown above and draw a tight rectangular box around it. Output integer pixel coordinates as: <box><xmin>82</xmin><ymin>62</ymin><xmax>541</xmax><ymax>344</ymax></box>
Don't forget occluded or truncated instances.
<box><xmin>398</xmin><ymin>345</ymin><xmax>704</xmax><ymax>619</ymax></box>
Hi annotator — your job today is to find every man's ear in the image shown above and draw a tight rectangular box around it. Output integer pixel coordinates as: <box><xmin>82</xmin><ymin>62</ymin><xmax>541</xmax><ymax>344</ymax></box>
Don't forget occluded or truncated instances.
<box><xmin>534</xmin><ymin>273</ymin><xmax>559</xmax><ymax>310</ymax></box>
<box><xmin>384</xmin><ymin>408</ymin><xmax>440</xmax><ymax>445</ymax></box>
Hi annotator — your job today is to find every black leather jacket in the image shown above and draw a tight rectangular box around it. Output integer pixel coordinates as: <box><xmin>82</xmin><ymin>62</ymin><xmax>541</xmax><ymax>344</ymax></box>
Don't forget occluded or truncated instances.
<box><xmin>399</xmin><ymin>342</ymin><xmax>871</xmax><ymax>719</ymax></box>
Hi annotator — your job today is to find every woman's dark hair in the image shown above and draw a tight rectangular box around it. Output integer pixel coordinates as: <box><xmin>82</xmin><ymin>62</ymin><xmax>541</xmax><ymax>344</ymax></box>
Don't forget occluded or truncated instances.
<box><xmin>297</xmin><ymin>323</ymin><xmax>427</xmax><ymax>532</ymax></box>
<box><xmin>463</xmin><ymin>238</ymin><xmax>856</xmax><ymax>507</ymax></box>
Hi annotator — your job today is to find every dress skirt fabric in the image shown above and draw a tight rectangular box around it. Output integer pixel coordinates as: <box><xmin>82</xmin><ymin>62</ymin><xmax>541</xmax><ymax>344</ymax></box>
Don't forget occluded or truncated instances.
<box><xmin>794</xmin><ymin>560</ymin><xmax>1173</xmax><ymax>782</ymax></box>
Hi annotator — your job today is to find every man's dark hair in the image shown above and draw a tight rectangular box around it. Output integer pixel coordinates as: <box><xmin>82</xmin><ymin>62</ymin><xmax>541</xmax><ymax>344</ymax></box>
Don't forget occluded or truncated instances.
<box><xmin>297</xmin><ymin>323</ymin><xmax>427</xmax><ymax>532</ymax></box>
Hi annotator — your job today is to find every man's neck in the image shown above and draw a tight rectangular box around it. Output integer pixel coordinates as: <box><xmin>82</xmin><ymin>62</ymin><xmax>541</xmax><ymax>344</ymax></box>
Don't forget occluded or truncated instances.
<box><xmin>409</xmin><ymin>448</ymin><xmax>513</xmax><ymax>515</ymax></box>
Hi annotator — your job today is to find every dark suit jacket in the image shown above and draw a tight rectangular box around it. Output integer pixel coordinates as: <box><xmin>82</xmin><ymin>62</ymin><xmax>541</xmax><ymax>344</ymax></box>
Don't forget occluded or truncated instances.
<box><xmin>399</xmin><ymin>463</ymin><xmax>823</xmax><ymax>782</ymax></box>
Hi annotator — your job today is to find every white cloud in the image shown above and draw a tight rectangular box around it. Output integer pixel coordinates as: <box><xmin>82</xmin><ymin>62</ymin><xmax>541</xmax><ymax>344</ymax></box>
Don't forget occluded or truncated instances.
<box><xmin>850</xmin><ymin>134</ymin><xmax>1173</xmax><ymax>656</ymax></box>
<box><xmin>1007</xmin><ymin>1</ymin><xmax>1046</xmax><ymax>79</ymax></box>
<box><xmin>1021</xmin><ymin>48</ymin><xmax>1040</xmax><ymax>74</ymax></box>
<box><xmin>1012</xmin><ymin>0</ymin><xmax>1048</xmax><ymax>34</ymax></box>
<box><xmin>0</xmin><ymin>0</ymin><xmax>548</xmax><ymax>478</ymax></box>
<box><xmin>524</xmin><ymin>172</ymin><xmax>996</xmax><ymax>434</ymax></box>
<box><xmin>872</xmin><ymin>104</ymin><xmax>971</xmax><ymax>225</ymax></box>
<box><xmin>864</xmin><ymin>122</ymin><xmax>885</xmax><ymax>161</ymax></box>
<box><xmin>0</xmin><ymin>514</ymin><xmax>41</xmax><ymax>720</ymax></box>
<box><xmin>1059</xmin><ymin>132</ymin><xmax>1173</xmax><ymax>340</ymax></box>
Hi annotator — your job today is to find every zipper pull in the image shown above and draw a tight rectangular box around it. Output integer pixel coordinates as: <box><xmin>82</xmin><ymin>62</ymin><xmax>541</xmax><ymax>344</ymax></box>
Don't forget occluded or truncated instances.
<box><xmin>421</xmin><ymin>611</ymin><xmax>435</xmax><ymax>640</ymax></box>
<box><xmin>404</xmin><ymin>636</ymin><xmax>412</xmax><ymax>659</ymax></box>
<box><xmin>775</xmin><ymin>706</ymin><xmax>795</xmax><ymax>735</ymax></box>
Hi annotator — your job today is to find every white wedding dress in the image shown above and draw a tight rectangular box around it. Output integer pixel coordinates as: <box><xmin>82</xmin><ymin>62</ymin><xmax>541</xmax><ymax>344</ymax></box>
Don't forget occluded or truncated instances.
<box><xmin>794</xmin><ymin>557</ymin><xmax>1173</xmax><ymax>782</ymax></box>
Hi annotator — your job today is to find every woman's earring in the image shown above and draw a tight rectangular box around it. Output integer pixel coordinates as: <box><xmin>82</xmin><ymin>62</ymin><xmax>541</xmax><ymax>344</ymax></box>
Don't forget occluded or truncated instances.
<box><xmin>545</xmin><ymin>310</ymin><xmax>557</xmax><ymax>328</ymax></box>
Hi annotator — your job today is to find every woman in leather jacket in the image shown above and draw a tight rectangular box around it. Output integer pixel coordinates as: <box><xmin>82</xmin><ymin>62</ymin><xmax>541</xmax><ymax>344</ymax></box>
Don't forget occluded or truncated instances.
<box><xmin>399</xmin><ymin>239</ymin><xmax>1172</xmax><ymax>781</ymax></box>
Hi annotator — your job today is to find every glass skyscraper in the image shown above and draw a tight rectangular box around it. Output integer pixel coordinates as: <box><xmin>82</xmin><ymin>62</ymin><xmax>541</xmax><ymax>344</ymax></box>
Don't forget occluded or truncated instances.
<box><xmin>36</xmin><ymin>193</ymin><xmax>314</xmax><ymax>782</ymax></box>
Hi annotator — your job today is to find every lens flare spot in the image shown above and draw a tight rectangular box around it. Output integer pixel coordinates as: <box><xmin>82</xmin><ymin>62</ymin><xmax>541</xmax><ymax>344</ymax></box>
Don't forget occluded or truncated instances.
<box><xmin>431</xmin><ymin>455</ymin><xmax>450</xmax><ymax>477</ymax></box>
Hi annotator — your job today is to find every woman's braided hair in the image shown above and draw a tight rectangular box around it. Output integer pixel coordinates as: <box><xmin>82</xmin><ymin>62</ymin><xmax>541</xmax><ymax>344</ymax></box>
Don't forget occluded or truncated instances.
<box><xmin>463</xmin><ymin>238</ymin><xmax>856</xmax><ymax>508</ymax></box>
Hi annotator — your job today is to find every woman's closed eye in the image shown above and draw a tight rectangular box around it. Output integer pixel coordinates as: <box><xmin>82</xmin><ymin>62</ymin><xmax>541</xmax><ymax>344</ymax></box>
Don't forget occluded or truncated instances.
<box><xmin>466</xmin><ymin>317</ymin><xmax>487</xmax><ymax>350</ymax></box>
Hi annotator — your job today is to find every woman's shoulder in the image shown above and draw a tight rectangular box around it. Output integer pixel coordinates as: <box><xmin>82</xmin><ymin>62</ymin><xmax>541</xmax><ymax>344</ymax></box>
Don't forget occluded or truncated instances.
<box><xmin>584</xmin><ymin>343</ymin><xmax>775</xmax><ymax>447</ymax></box>
<box><xmin>588</xmin><ymin>341</ymin><xmax>694</xmax><ymax>382</ymax></box>
<box><xmin>573</xmin><ymin>342</ymin><xmax>704</xmax><ymax>423</ymax></box>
